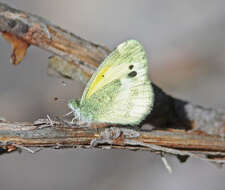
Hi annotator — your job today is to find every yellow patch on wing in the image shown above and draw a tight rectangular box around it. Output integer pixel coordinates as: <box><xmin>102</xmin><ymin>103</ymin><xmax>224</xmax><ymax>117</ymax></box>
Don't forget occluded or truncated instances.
<box><xmin>86</xmin><ymin>64</ymin><xmax>110</xmax><ymax>98</ymax></box>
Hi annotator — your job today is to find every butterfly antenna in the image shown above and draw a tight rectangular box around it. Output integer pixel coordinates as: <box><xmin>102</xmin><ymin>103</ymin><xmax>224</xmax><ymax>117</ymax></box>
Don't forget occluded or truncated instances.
<box><xmin>53</xmin><ymin>97</ymin><xmax>68</xmax><ymax>103</ymax></box>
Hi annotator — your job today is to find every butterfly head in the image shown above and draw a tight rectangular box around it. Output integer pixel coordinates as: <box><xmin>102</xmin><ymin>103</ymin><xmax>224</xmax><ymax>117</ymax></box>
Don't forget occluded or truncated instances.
<box><xmin>68</xmin><ymin>99</ymin><xmax>81</xmax><ymax>119</ymax></box>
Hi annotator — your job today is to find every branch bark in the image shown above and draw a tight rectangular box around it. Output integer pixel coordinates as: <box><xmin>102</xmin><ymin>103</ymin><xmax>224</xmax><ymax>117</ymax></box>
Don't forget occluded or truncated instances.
<box><xmin>0</xmin><ymin>2</ymin><xmax>225</xmax><ymax>163</ymax></box>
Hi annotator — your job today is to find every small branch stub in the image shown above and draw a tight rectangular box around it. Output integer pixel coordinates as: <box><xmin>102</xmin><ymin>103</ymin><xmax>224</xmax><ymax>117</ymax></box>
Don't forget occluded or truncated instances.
<box><xmin>2</xmin><ymin>32</ymin><xmax>30</xmax><ymax>64</ymax></box>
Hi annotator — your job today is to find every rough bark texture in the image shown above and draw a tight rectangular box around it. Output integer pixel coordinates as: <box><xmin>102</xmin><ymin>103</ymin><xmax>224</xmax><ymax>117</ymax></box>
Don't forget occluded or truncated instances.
<box><xmin>0</xmin><ymin>2</ymin><xmax>225</xmax><ymax>163</ymax></box>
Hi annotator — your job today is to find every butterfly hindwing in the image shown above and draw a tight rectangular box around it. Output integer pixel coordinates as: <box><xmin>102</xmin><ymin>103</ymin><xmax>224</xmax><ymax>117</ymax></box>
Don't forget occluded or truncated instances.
<box><xmin>79</xmin><ymin>40</ymin><xmax>154</xmax><ymax>125</ymax></box>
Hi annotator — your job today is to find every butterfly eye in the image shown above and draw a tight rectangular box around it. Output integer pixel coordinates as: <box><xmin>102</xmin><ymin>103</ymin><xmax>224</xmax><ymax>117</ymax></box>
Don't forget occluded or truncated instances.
<box><xmin>129</xmin><ymin>65</ymin><xmax>134</xmax><ymax>70</ymax></box>
<box><xmin>102</xmin><ymin>75</ymin><xmax>104</xmax><ymax>77</ymax></box>
<box><xmin>128</xmin><ymin>71</ymin><xmax>137</xmax><ymax>78</ymax></box>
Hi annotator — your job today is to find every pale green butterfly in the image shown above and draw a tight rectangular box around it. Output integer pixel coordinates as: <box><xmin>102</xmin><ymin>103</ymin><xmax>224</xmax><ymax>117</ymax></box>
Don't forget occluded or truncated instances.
<box><xmin>68</xmin><ymin>40</ymin><xmax>154</xmax><ymax>125</ymax></box>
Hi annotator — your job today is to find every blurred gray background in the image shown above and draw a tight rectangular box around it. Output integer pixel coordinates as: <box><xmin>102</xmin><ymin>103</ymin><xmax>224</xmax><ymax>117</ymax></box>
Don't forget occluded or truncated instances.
<box><xmin>0</xmin><ymin>0</ymin><xmax>225</xmax><ymax>190</ymax></box>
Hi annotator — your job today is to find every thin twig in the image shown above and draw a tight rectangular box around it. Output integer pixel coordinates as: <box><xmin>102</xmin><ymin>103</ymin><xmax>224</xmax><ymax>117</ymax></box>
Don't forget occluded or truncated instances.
<box><xmin>161</xmin><ymin>153</ymin><xmax>173</xmax><ymax>174</ymax></box>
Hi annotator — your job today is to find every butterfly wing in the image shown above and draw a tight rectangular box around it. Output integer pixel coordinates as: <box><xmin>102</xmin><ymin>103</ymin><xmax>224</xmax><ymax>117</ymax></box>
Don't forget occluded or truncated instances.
<box><xmin>80</xmin><ymin>40</ymin><xmax>154</xmax><ymax>125</ymax></box>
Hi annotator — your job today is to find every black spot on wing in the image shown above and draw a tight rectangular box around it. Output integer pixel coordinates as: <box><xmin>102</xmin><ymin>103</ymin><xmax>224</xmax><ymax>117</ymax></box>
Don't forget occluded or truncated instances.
<box><xmin>129</xmin><ymin>65</ymin><xmax>134</xmax><ymax>70</ymax></box>
<box><xmin>128</xmin><ymin>71</ymin><xmax>137</xmax><ymax>78</ymax></box>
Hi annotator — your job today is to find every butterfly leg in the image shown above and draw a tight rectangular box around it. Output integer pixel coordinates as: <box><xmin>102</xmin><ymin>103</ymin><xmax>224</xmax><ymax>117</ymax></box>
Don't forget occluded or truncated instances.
<box><xmin>70</xmin><ymin>114</ymin><xmax>81</xmax><ymax>124</ymax></box>
<box><xmin>71</xmin><ymin>117</ymin><xmax>77</xmax><ymax>124</ymax></box>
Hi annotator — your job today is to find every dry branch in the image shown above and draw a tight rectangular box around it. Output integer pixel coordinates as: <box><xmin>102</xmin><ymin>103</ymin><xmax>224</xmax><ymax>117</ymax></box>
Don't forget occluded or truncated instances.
<box><xmin>0</xmin><ymin>2</ymin><xmax>225</xmax><ymax>163</ymax></box>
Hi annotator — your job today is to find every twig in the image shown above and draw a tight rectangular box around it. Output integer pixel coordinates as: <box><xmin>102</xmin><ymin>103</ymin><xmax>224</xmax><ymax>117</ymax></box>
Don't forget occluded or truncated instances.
<box><xmin>13</xmin><ymin>144</ymin><xmax>41</xmax><ymax>154</ymax></box>
<box><xmin>161</xmin><ymin>153</ymin><xmax>173</xmax><ymax>174</ymax></box>
<box><xmin>0</xmin><ymin>3</ymin><xmax>225</xmax><ymax>164</ymax></box>
<box><xmin>0</xmin><ymin>120</ymin><xmax>225</xmax><ymax>164</ymax></box>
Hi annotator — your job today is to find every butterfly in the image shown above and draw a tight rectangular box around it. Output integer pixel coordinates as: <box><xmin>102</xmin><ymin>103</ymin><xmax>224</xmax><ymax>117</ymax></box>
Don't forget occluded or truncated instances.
<box><xmin>68</xmin><ymin>40</ymin><xmax>154</xmax><ymax>125</ymax></box>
